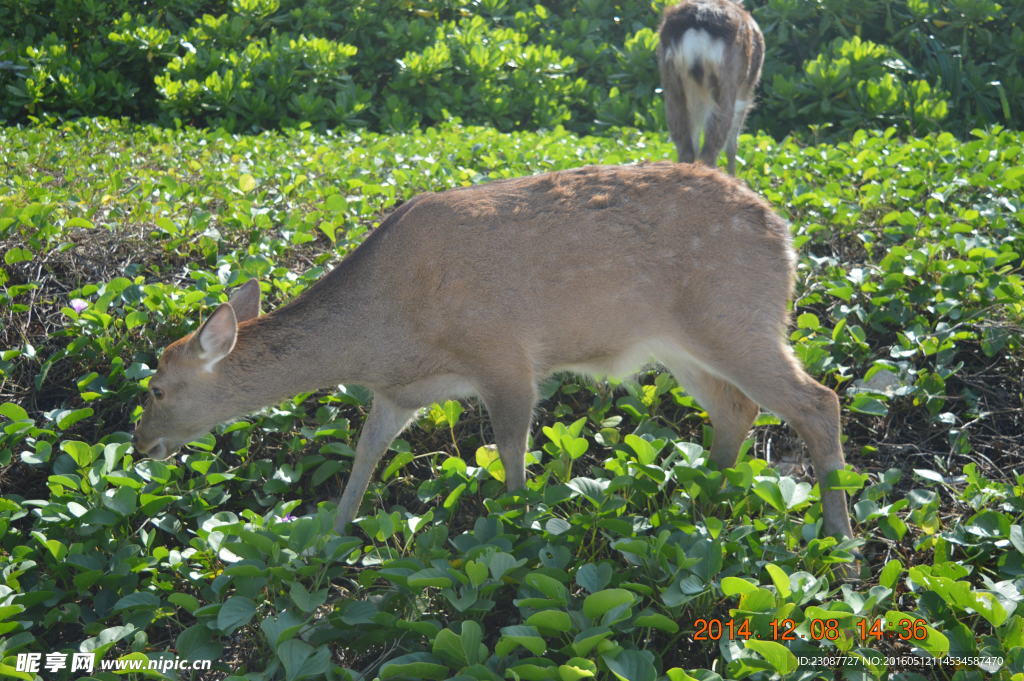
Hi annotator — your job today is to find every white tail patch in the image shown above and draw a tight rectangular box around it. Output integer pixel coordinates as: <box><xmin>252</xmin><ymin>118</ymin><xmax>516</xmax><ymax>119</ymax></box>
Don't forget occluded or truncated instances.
<box><xmin>666</xmin><ymin>32</ymin><xmax>722</xmax><ymax>153</ymax></box>
<box><xmin>677</xmin><ymin>28</ymin><xmax>726</xmax><ymax>68</ymax></box>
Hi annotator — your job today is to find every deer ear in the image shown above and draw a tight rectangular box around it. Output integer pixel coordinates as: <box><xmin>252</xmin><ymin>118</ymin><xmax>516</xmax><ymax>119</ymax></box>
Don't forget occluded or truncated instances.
<box><xmin>229</xmin><ymin>279</ymin><xmax>261</xmax><ymax>323</ymax></box>
<box><xmin>195</xmin><ymin>303</ymin><xmax>238</xmax><ymax>369</ymax></box>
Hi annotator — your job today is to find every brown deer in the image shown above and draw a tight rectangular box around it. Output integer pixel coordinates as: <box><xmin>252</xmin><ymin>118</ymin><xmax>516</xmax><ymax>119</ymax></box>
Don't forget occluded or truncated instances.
<box><xmin>133</xmin><ymin>163</ymin><xmax>854</xmax><ymax>544</ymax></box>
<box><xmin>658</xmin><ymin>0</ymin><xmax>765</xmax><ymax>174</ymax></box>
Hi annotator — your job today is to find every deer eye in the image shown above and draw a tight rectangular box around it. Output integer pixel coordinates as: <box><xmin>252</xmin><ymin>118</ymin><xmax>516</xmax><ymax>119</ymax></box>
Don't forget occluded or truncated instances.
<box><xmin>151</xmin><ymin>387</ymin><xmax>165</xmax><ymax>400</ymax></box>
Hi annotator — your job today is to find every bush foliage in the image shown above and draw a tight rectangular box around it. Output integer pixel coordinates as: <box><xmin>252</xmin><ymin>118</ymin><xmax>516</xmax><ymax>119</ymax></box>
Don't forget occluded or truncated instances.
<box><xmin>1</xmin><ymin>119</ymin><xmax>1022</xmax><ymax>679</ymax></box>
<box><xmin>1</xmin><ymin>0</ymin><xmax>1022</xmax><ymax>137</ymax></box>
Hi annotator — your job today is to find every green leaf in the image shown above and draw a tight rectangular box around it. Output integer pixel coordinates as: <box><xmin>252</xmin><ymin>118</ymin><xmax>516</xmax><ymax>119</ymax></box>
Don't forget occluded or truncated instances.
<box><xmin>721</xmin><ymin>576</ymin><xmax>758</xmax><ymax>596</ymax></box>
<box><xmin>408</xmin><ymin>567</ymin><xmax>453</xmax><ymax>588</ymax></box>
<box><xmin>777</xmin><ymin>477</ymin><xmax>811</xmax><ymax>509</ymax></box>
<box><xmin>176</xmin><ymin>624</ymin><xmax>222</xmax><ymax>660</ymax></box>
<box><xmin>576</xmin><ymin>563</ymin><xmax>613</xmax><ymax>593</ymax></box>
<box><xmin>751</xmin><ymin>480</ymin><xmax>785</xmax><ymax>512</ymax></box>
<box><xmin>967</xmin><ymin>591</ymin><xmax>1009</xmax><ymax>628</ymax></box>
<box><xmin>261</xmin><ymin>611</ymin><xmax>304</xmax><ymax>647</ymax></box>
<box><xmin>897</xmin><ymin>618</ymin><xmax>950</xmax><ymax>658</ymax></box>
<box><xmin>378</xmin><ymin>652</ymin><xmax>449</xmax><ymax>680</ymax></box>
<box><xmin>65</xmin><ymin>217</ymin><xmax>94</xmax><ymax>229</ymax></box>
<box><xmin>507</xmin><ymin>661</ymin><xmax>559</xmax><ymax>681</ymax></box>
<box><xmin>169</xmin><ymin>593</ymin><xmax>201</xmax><ymax>613</ymax></box>
<box><xmin>217</xmin><ymin>596</ymin><xmax>257</xmax><ymax>635</ymax></box>
<box><xmin>61</xmin><ymin>440</ymin><xmax>97</xmax><ymax>467</ymax></box>
<box><xmin>105</xmin><ymin>472</ymin><xmax>143</xmax><ymax>489</ymax></box>
<box><xmin>497</xmin><ymin>625</ymin><xmax>546</xmax><ymax>656</ymax></box>
<box><xmin>602</xmin><ymin>649</ymin><xmax>656</xmax><ymax>681</ymax></box>
<box><xmin>965</xmin><ymin>510</ymin><xmax>1011</xmax><ymax>539</ymax></box>
<box><xmin>0</xmin><ymin>663</ymin><xmax>32</xmax><ymax>681</ymax></box>
<box><xmin>458</xmin><ymin>558</ymin><xmax>486</xmax><ymax>587</ymax></box>
<box><xmin>460</xmin><ymin>620</ymin><xmax>485</xmax><ymax>665</ymax></box>
<box><xmin>582</xmin><ymin>588</ymin><xmax>635</xmax><ymax>619</ymax></box>
<box><xmin>381</xmin><ymin>450</ymin><xmax>413</xmax><ymax>480</ymax></box>
<box><xmin>634</xmin><ymin>612</ymin><xmax>680</xmax><ymax>633</ymax></box>
<box><xmin>442</xmin><ymin>399</ymin><xmax>463</xmax><ymax>426</ymax></box>
<box><xmin>848</xmin><ymin>394</ymin><xmax>889</xmax><ymax>416</ymax></box>
<box><xmin>103</xmin><ymin>487</ymin><xmax>137</xmax><ymax>516</ymax></box>
<box><xmin>913</xmin><ymin>468</ymin><xmax>945</xmax><ymax>483</ymax></box>
<box><xmin>624</xmin><ymin>434</ymin><xmax>656</xmax><ymax>464</ymax></box>
<box><xmin>879</xmin><ymin>559</ymin><xmax>904</xmax><ymax>589</ymax></box>
<box><xmin>797</xmin><ymin>312</ymin><xmax>820</xmax><ymax>329</ymax></box>
<box><xmin>828</xmin><ymin>468</ymin><xmax>869</xmax><ymax>491</ymax></box>
<box><xmin>763</xmin><ymin>564</ymin><xmax>791</xmax><ymax>598</ymax></box>
<box><xmin>55</xmin><ymin>407</ymin><xmax>93</xmax><ymax>429</ymax></box>
<box><xmin>558</xmin><ymin>658</ymin><xmax>597</xmax><ymax>681</ymax></box>
<box><xmin>125</xmin><ymin>309</ymin><xmax>148</xmax><ymax>329</ymax></box>
<box><xmin>4</xmin><ymin>247</ymin><xmax>33</xmax><ymax>264</ymax></box>
<box><xmin>525</xmin><ymin>572</ymin><xmax>569</xmax><ymax>604</ymax></box>
<box><xmin>744</xmin><ymin>639</ymin><xmax>797</xmax><ymax>674</ymax></box>
<box><xmin>526</xmin><ymin>609</ymin><xmax>573</xmax><ymax>632</ymax></box>
<box><xmin>324</xmin><ymin>193</ymin><xmax>347</xmax><ymax>213</ymax></box>
<box><xmin>664</xmin><ymin>669</ymin><xmax>699</xmax><ymax>681</ymax></box>
<box><xmin>0</xmin><ymin>402</ymin><xmax>29</xmax><ymax>421</ymax></box>
<box><xmin>289</xmin><ymin>581</ymin><xmax>327</xmax><ymax>613</ymax></box>
<box><xmin>140</xmin><ymin>493</ymin><xmax>176</xmax><ymax>515</ymax></box>
<box><xmin>571</xmin><ymin>626</ymin><xmax>612</xmax><ymax>657</ymax></box>
<box><xmin>113</xmin><ymin>592</ymin><xmax>160</xmax><ymax>612</ymax></box>
<box><xmin>277</xmin><ymin>640</ymin><xmax>331</xmax><ymax>681</ymax></box>
<box><xmin>1010</xmin><ymin>525</ymin><xmax>1024</xmax><ymax>555</ymax></box>
<box><xmin>475</xmin><ymin>445</ymin><xmax>505</xmax><ymax>482</ymax></box>
<box><xmin>432</xmin><ymin>628</ymin><xmax>467</xmax><ymax>667</ymax></box>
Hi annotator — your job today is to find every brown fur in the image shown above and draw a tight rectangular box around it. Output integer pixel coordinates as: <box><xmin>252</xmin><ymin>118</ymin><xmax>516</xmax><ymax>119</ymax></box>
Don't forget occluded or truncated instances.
<box><xmin>134</xmin><ymin>163</ymin><xmax>854</xmax><ymax>543</ymax></box>
<box><xmin>658</xmin><ymin>0</ymin><xmax>765</xmax><ymax>174</ymax></box>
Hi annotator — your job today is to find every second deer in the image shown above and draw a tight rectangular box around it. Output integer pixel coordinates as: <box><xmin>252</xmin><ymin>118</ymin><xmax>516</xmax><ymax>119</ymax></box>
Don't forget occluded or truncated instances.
<box><xmin>658</xmin><ymin>0</ymin><xmax>765</xmax><ymax>174</ymax></box>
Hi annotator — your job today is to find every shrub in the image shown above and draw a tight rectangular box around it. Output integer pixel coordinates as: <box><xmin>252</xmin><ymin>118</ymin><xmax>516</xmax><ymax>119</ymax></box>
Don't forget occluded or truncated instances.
<box><xmin>746</xmin><ymin>0</ymin><xmax>1024</xmax><ymax>137</ymax></box>
<box><xmin>0</xmin><ymin>0</ymin><xmax>218</xmax><ymax>121</ymax></box>
<box><xmin>155</xmin><ymin>20</ymin><xmax>368</xmax><ymax>130</ymax></box>
<box><xmin>763</xmin><ymin>35</ymin><xmax>950</xmax><ymax>137</ymax></box>
<box><xmin>1</xmin><ymin>0</ymin><xmax>1023</xmax><ymax>138</ymax></box>
<box><xmin>383</xmin><ymin>15</ymin><xmax>586</xmax><ymax>131</ymax></box>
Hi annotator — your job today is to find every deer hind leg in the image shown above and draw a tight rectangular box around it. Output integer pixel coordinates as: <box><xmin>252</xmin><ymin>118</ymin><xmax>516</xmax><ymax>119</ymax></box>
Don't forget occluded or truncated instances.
<box><xmin>666</xmin><ymin>360</ymin><xmax>758</xmax><ymax>469</ymax></box>
<box><xmin>707</xmin><ymin>341</ymin><xmax>853</xmax><ymax>540</ymax></box>
<box><xmin>724</xmin><ymin>95</ymin><xmax>754</xmax><ymax>175</ymax></box>
<box><xmin>667</xmin><ymin>325</ymin><xmax>853</xmax><ymax>539</ymax></box>
<box><xmin>660</xmin><ymin>59</ymin><xmax>699</xmax><ymax>163</ymax></box>
<box><xmin>697</xmin><ymin>80</ymin><xmax>740</xmax><ymax>172</ymax></box>
<box><xmin>334</xmin><ymin>393</ymin><xmax>416</xmax><ymax>533</ymax></box>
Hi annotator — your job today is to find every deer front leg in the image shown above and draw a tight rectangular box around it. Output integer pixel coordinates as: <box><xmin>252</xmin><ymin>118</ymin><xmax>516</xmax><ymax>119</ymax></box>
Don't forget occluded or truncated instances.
<box><xmin>334</xmin><ymin>394</ymin><xmax>415</xmax><ymax>533</ymax></box>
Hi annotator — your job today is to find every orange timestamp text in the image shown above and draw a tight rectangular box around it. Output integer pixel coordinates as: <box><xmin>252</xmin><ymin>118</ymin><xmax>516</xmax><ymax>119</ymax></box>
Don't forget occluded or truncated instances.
<box><xmin>691</xmin><ymin>618</ymin><xmax>930</xmax><ymax>642</ymax></box>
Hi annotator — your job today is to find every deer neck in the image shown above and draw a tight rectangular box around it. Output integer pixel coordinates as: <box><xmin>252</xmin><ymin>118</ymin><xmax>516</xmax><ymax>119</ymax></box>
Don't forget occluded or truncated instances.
<box><xmin>217</xmin><ymin>289</ymin><xmax>390</xmax><ymax>409</ymax></box>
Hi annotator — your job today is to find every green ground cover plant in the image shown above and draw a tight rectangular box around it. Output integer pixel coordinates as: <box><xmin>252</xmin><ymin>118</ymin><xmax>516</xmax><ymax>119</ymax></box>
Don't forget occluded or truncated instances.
<box><xmin>1</xmin><ymin>0</ymin><xmax>1022</xmax><ymax>137</ymax></box>
<box><xmin>0</xmin><ymin>120</ymin><xmax>1022</xmax><ymax>679</ymax></box>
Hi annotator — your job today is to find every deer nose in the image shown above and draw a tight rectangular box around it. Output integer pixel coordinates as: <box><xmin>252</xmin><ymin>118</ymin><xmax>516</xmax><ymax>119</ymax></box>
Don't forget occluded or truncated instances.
<box><xmin>132</xmin><ymin>431</ymin><xmax>151</xmax><ymax>454</ymax></box>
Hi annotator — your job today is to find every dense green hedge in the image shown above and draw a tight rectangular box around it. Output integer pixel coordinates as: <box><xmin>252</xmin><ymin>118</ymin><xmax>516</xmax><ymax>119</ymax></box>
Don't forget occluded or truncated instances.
<box><xmin>1</xmin><ymin>0</ymin><xmax>1021</xmax><ymax>137</ymax></box>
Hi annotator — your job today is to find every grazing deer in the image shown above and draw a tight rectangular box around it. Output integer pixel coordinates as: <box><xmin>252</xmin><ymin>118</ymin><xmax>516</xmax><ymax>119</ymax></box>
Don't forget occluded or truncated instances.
<box><xmin>133</xmin><ymin>163</ymin><xmax>854</xmax><ymax>544</ymax></box>
<box><xmin>658</xmin><ymin>0</ymin><xmax>765</xmax><ymax>174</ymax></box>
